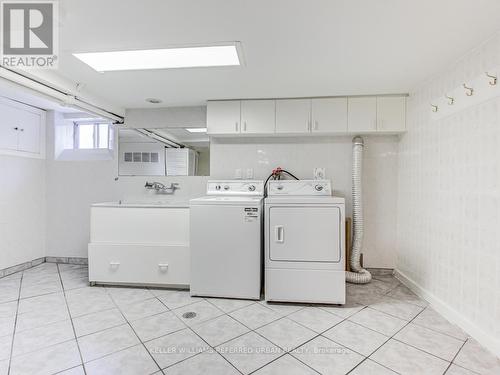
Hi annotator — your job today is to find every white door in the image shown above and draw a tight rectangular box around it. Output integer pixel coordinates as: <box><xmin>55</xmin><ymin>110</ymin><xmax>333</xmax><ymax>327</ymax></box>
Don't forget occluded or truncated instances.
<box><xmin>207</xmin><ymin>100</ymin><xmax>241</xmax><ymax>135</ymax></box>
<box><xmin>275</xmin><ymin>99</ymin><xmax>311</xmax><ymax>133</ymax></box>
<box><xmin>0</xmin><ymin>102</ymin><xmax>21</xmax><ymax>151</ymax></box>
<box><xmin>348</xmin><ymin>97</ymin><xmax>376</xmax><ymax>132</ymax></box>
<box><xmin>377</xmin><ymin>96</ymin><xmax>406</xmax><ymax>132</ymax></box>
<box><xmin>311</xmin><ymin>97</ymin><xmax>348</xmax><ymax>133</ymax></box>
<box><xmin>241</xmin><ymin>100</ymin><xmax>275</xmax><ymax>134</ymax></box>
<box><xmin>269</xmin><ymin>206</ymin><xmax>341</xmax><ymax>262</ymax></box>
<box><xmin>17</xmin><ymin>110</ymin><xmax>41</xmax><ymax>154</ymax></box>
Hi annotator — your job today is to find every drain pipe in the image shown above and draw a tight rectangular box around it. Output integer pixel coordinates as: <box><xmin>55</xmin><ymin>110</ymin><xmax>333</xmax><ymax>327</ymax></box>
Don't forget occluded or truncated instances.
<box><xmin>346</xmin><ymin>136</ymin><xmax>372</xmax><ymax>284</ymax></box>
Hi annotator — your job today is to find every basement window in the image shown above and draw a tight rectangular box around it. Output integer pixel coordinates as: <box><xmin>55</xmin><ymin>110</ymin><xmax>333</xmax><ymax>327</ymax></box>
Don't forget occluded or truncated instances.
<box><xmin>74</xmin><ymin>122</ymin><xmax>112</xmax><ymax>150</ymax></box>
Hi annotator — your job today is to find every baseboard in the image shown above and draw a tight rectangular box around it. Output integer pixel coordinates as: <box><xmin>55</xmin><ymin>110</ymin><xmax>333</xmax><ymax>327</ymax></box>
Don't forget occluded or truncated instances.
<box><xmin>0</xmin><ymin>257</ymin><xmax>88</xmax><ymax>279</ymax></box>
<box><xmin>394</xmin><ymin>269</ymin><xmax>500</xmax><ymax>358</ymax></box>
<box><xmin>45</xmin><ymin>256</ymin><xmax>88</xmax><ymax>265</ymax></box>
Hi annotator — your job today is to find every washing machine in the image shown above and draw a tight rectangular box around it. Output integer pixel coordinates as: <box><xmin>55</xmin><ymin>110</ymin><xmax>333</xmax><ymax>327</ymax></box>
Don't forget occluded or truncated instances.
<box><xmin>264</xmin><ymin>180</ymin><xmax>345</xmax><ymax>304</ymax></box>
<box><xmin>189</xmin><ymin>180</ymin><xmax>264</xmax><ymax>300</ymax></box>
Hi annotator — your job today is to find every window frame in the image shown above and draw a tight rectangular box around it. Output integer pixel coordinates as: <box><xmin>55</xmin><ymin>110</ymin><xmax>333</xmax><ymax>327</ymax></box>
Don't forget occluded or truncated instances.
<box><xmin>73</xmin><ymin>121</ymin><xmax>112</xmax><ymax>150</ymax></box>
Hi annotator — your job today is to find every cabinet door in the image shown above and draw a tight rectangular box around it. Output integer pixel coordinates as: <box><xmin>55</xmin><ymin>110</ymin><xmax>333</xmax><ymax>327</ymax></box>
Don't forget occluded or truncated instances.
<box><xmin>347</xmin><ymin>97</ymin><xmax>376</xmax><ymax>133</ymax></box>
<box><xmin>0</xmin><ymin>102</ymin><xmax>21</xmax><ymax>151</ymax></box>
<box><xmin>377</xmin><ymin>96</ymin><xmax>406</xmax><ymax>132</ymax></box>
<box><xmin>207</xmin><ymin>100</ymin><xmax>241</xmax><ymax>135</ymax></box>
<box><xmin>17</xmin><ymin>109</ymin><xmax>41</xmax><ymax>154</ymax></box>
<box><xmin>275</xmin><ymin>99</ymin><xmax>311</xmax><ymax>133</ymax></box>
<box><xmin>241</xmin><ymin>100</ymin><xmax>275</xmax><ymax>134</ymax></box>
<box><xmin>311</xmin><ymin>98</ymin><xmax>347</xmax><ymax>133</ymax></box>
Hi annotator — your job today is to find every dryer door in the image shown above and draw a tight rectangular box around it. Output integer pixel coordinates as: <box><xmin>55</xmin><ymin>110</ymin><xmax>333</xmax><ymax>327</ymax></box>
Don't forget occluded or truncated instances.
<box><xmin>269</xmin><ymin>205</ymin><xmax>341</xmax><ymax>263</ymax></box>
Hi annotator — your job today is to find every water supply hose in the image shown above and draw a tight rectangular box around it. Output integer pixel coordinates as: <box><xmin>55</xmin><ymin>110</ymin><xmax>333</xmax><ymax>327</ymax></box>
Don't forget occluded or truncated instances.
<box><xmin>346</xmin><ymin>136</ymin><xmax>372</xmax><ymax>284</ymax></box>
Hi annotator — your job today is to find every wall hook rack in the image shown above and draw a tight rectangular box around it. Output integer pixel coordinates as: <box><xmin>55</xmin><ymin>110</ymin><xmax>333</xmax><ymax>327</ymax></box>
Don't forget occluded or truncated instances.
<box><xmin>431</xmin><ymin>104</ymin><xmax>438</xmax><ymax>112</ymax></box>
<box><xmin>486</xmin><ymin>72</ymin><xmax>497</xmax><ymax>86</ymax></box>
<box><xmin>446</xmin><ymin>95</ymin><xmax>455</xmax><ymax>105</ymax></box>
<box><xmin>463</xmin><ymin>83</ymin><xmax>474</xmax><ymax>96</ymax></box>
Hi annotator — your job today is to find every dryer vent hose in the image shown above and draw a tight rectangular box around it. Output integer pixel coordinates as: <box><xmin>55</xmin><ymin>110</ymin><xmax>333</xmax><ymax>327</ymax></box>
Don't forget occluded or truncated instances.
<box><xmin>346</xmin><ymin>136</ymin><xmax>372</xmax><ymax>284</ymax></box>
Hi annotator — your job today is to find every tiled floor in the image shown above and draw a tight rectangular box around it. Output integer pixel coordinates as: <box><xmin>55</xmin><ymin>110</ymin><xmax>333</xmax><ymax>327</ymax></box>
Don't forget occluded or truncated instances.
<box><xmin>0</xmin><ymin>264</ymin><xmax>499</xmax><ymax>375</ymax></box>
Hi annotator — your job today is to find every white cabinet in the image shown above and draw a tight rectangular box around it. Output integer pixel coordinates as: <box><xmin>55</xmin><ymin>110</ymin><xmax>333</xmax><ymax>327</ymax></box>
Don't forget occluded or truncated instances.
<box><xmin>241</xmin><ymin>100</ymin><xmax>275</xmax><ymax>134</ymax></box>
<box><xmin>377</xmin><ymin>96</ymin><xmax>406</xmax><ymax>132</ymax></box>
<box><xmin>0</xmin><ymin>98</ymin><xmax>45</xmax><ymax>158</ymax></box>
<box><xmin>347</xmin><ymin>97</ymin><xmax>377</xmax><ymax>133</ymax></box>
<box><xmin>207</xmin><ymin>100</ymin><xmax>241</xmax><ymax>135</ymax></box>
<box><xmin>275</xmin><ymin>99</ymin><xmax>311</xmax><ymax>134</ymax></box>
<box><xmin>311</xmin><ymin>98</ymin><xmax>348</xmax><ymax>133</ymax></box>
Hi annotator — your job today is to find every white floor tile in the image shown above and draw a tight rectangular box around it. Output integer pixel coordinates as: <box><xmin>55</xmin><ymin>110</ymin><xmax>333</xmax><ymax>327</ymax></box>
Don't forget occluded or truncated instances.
<box><xmin>349</xmin><ymin>359</ymin><xmax>398</xmax><ymax>374</ymax></box>
<box><xmin>216</xmin><ymin>331</ymin><xmax>283</xmax><ymax>374</ymax></box>
<box><xmin>0</xmin><ymin>335</ymin><xmax>12</xmax><ymax>361</ymax></box>
<box><xmin>318</xmin><ymin>302</ymin><xmax>365</xmax><ymax>319</ymax></box>
<box><xmin>57</xmin><ymin>366</ymin><xmax>86</xmax><ymax>375</ymax></box>
<box><xmin>145</xmin><ymin>328</ymin><xmax>209</xmax><ymax>369</ymax></box>
<box><xmin>119</xmin><ymin>298</ymin><xmax>167</xmax><ymax>321</ymax></box>
<box><xmin>73</xmin><ymin>308</ymin><xmax>126</xmax><ymax>337</ymax></box>
<box><xmin>259</xmin><ymin>301</ymin><xmax>305</xmax><ymax>316</ymax></box>
<box><xmin>85</xmin><ymin>344</ymin><xmax>159</xmax><ymax>375</ymax></box>
<box><xmin>205</xmin><ymin>297</ymin><xmax>255</xmax><ymax>313</ymax></box>
<box><xmin>256</xmin><ymin>318</ymin><xmax>317</xmax><ymax>352</ymax></box>
<box><xmin>164</xmin><ymin>351</ymin><xmax>239</xmax><ymax>375</ymax></box>
<box><xmin>288</xmin><ymin>306</ymin><xmax>344</xmax><ymax>333</ymax></box>
<box><xmin>156</xmin><ymin>290</ymin><xmax>202</xmax><ymax>310</ymax></box>
<box><xmin>253</xmin><ymin>354</ymin><xmax>317</xmax><ymax>375</ymax></box>
<box><xmin>323</xmin><ymin>320</ymin><xmax>388</xmax><ymax>356</ymax></box>
<box><xmin>15</xmin><ymin>305</ymin><xmax>69</xmax><ymax>332</ymax></box>
<box><xmin>412</xmin><ymin>308</ymin><xmax>468</xmax><ymax>341</ymax></box>
<box><xmin>394</xmin><ymin>323</ymin><xmax>464</xmax><ymax>361</ymax></box>
<box><xmin>106</xmin><ymin>287</ymin><xmax>155</xmax><ymax>306</ymax></box>
<box><xmin>191</xmin><ymin>314</ymin><xmax>249</xmax><ymax>347</ymax></box>
<box><xmin>349</xmin><ymin>308</ymin><xmax>407</xmax><ymax>336</ymax></box>
<box><xmin>453</xmin><ymin>339</ymin><xmax>500</xmax><ymax>375</ymax></box>
<box><xmin>131</xmin><ymin>311</ymin><xmax>185</xmax><ymax>342</ymax></box>
<box><xmin>444</xmin><ymin>364</ymin><xmax>477</xmax><ymax>375</ymax></box>
<box><xmin>369</xmin><ymin>296</ymin><xmax>424</xmax><ymax>320</ymax></box>
<box><xmin>78</xmin><ymin>324</ymin><xmax>139</xmax><ymax>362</ymax></box>
<box><xmin>292</xmin><ymin>335</ymin><xmax>364</xmax><ymax>375</ymax></box>
<box><xmin>371</xmin><ymin>339</ymin><xmax>450</xmax><ymax>375</ymax></box>
<box><xmin>229</xmin><ymin>303</ymin><xmax>281</xmax><ymax>330</ymax></box>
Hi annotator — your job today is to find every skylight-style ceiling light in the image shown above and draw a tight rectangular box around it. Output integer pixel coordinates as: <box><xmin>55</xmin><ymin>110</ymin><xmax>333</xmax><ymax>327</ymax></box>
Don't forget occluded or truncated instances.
<box><xmin>73</xmin><ymin>44</ymin><xmax>241</xmax><ymax>72</ymax></box>
<box><xmin>185</xmin><ymin>127</ymin><xmax>207</xmax><ymax>133</ymax></box>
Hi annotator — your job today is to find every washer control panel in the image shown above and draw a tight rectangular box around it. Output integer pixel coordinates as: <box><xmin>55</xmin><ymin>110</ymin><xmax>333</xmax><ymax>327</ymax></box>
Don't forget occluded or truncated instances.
<box><xmin>267</xmin><ymin>180</ymin><xmax>332</xmax><ymax>196</ymax></box>
<box><xmin>207</xmin><ymin>180</ymin><xmax>264</xmax><ymax>196</ymax></box>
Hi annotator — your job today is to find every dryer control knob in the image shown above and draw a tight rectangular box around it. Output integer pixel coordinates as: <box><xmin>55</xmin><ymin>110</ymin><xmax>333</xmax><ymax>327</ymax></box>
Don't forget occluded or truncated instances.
<box><xmin>223</xmin><ymin>185</ymin><xmax>230</xmax><ymax>190</ymax></box>
<box><xmin>248</xmin><ymin>185</ymin><xmax>256</xmax><ymax>191</ymax></box>
<box><xmin>215</xmin><ymin>185</ymin><xmax>221</xmax><ymax>190</ymax></box>
<box><xmin>315</xmin><ymin>184</ymin><xmax>324</xmax><ymax>191</ymax></box>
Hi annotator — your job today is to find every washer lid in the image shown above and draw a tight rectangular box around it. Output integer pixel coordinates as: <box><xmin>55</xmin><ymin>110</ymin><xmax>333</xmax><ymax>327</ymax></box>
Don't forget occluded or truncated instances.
<box><xmin>190</xmin><ymin>196</ymin><xmax>263</xmax><ymax>205</ymax></box>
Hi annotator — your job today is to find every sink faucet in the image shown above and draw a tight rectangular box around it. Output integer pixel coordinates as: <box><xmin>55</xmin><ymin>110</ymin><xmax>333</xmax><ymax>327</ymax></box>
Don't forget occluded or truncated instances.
<box><xmin>144</xmin><ymin>182</ymin><xmax>179</xmax><ymax>194</ymax></box>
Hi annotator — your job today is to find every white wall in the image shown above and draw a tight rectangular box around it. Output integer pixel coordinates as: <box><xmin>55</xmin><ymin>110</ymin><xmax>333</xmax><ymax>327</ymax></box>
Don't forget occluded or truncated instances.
<box><xmin>397</xmin><ymin>33</ymin><xmax>500</xmax><ymax>354</ymax></box>
<box><xmin>0</xmin><ymin>155</ymin><xmax>46</xmax><ymax>269</ymax></box>
<box><xmin>210</xmin><ymin>135</ymin><xmax>399</xmax><ymax>268</ymax></box>
<box><xmin>45</xmin><ymin>112</ymin><xmax>208</xmax><ymax>259</ymax></box>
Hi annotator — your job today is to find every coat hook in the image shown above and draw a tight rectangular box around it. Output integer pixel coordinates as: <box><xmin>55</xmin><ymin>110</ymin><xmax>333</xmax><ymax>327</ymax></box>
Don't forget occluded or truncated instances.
<box><xmin>446</xmin><ymin>95</ymin><xmax>455</xmax><ymax>105</ymax></box>
<box><xmin>431</xmin><ymin>104</ymin><xmax>438</xmax><ymax>112</ymax></box>
<box><xmin>463</xmin><ymin>83</ymin><xmax>474</xmax><ymax>96</ymax></box>
<box><xmin>486</xmin><ymin>72</ymin><xmax>497</xmax><ymax>86</ymax></box>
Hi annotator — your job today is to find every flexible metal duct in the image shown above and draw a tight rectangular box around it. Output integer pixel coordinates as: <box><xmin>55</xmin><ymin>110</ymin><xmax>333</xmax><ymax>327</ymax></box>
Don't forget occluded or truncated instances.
<box><xmin>346</xmin><ymin>136</ymin><xmax>372</xmax><ymax>284</ymax></box>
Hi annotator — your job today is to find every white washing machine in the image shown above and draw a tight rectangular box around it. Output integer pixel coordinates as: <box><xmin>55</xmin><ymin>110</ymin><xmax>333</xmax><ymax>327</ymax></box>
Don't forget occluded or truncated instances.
<box><xmin>189</xmin><ymin>180</ymin><xmax>264</xmax><ymax>300</ymax></box>
<box><xmin>265</xmin><ymin>180</ymin><xmax>345</xmax><ymax>304</ymax></box>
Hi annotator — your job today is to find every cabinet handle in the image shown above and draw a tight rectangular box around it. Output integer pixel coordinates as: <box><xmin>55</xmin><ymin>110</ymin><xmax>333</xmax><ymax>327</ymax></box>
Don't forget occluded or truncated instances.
<box><xmin>158</xmin><ymin>263</ymin><xmax>169</xmax><ymax>269</ymax></box>
<box><xmin>275</xmin><ymin>225</ymin><xmax>284</xmax><ymax>243</ymax></box>
<box><xmin>109</xmin><ymin>262</ymin><xmax>120</xmax><ymax>268</ymax></box>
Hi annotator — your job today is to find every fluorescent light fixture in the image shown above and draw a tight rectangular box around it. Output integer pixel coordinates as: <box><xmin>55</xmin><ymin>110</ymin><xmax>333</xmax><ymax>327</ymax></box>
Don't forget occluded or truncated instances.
<box><xmin>185</xmin><ymin>127</ymin><xmax>207</xmax><ymax>133</ymax></box>
<box><xmin>73</xmin><ymin>44</ymin><xmax>241</xmax><ymax>72</ymax></box>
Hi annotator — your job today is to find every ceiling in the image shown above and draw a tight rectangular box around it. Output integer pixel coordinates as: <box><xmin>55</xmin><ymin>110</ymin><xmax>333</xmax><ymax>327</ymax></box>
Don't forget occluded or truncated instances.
<box><xmin>54</xmin><ymin>0</ymin><xmax>500</xmax><ymax>109</ymax></box>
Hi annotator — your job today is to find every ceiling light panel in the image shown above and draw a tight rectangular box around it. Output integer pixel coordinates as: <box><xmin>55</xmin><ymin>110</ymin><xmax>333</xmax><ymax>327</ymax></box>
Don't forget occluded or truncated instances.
<box><xmin>73</xmin><ymin>44</ymin><xmax>241</xmax><ymax>72</ymax></box>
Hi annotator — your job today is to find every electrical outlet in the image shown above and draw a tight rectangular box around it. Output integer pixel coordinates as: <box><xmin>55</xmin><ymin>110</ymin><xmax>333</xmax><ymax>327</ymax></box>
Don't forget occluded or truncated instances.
<box><xmin>314</xmin><ymin>167</ymin><xmax>326</xmax><ymax>180</ymax></box>
<box><xmin>246</xmin><ymin>168</ymin><xmax>254</xmax><ymax>179</ymax></box>
<box><xmin>235</xmin><ymin>169</ymin><xmax>242</xmax><ymax>179</ymax></box>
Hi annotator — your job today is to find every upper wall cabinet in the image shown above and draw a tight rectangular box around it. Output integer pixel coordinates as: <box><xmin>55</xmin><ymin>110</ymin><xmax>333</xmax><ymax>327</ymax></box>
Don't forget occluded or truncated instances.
<box><xmin>0</xmin><ymin>98</ymin><xmax>45</xmax><ymax>159</ymax></box>
<box><xmin>311</xmin><ymin>97</ymin><xmax>348</xmax><ymax>133</ymax></box>
<box><xmin>376</xmin><ymin>96</ymin><xmax>406</xmax><ymax>132</ymax></box>
<box><xmin>241</xmin><ymin>100</ymin><xmax>275</xmax><ymax>134</ymax></box>
<box><xmin>207</xmin><ymin>100</ymin><xmax>241</xmax><ymax>135</ymax></box>
<box><xmin>275</xmin><ymin>99</ymin><xmax>311</xmax><ymax>134</ymax></box>
<box><xmin>347</xmin><ymin>97</ymin><xmax>377</xmax><ymax>133</ymax></box>
<box><xmin>207</xmin><ymin>95</ymin><xmax>406</xmax><ymax>137</ymax></box>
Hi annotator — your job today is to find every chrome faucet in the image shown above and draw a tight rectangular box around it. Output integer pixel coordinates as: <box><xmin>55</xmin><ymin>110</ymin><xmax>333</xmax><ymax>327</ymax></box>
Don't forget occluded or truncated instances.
<box><xmin>144</xmin><ymin>181</ymin><xmax>179</xmax><ymax>194</ymax></box>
